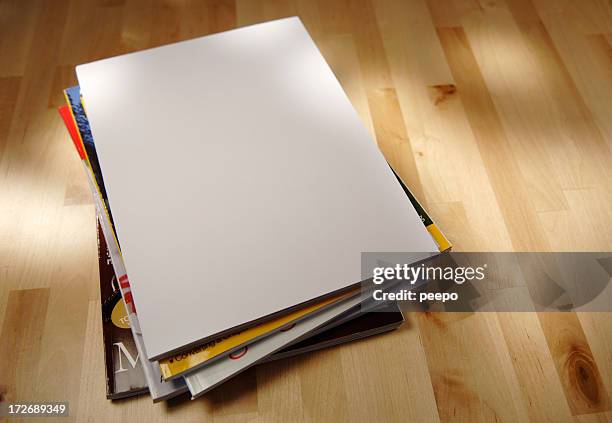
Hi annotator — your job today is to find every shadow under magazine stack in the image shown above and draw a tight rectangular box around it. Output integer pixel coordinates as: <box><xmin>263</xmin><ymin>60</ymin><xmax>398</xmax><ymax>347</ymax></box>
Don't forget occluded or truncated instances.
<box><xmin>57</xmin><ymin>17</ymin><xmax>450</xmax><ymax>402</ymax></box>
<box><xmin>94</xmin><ymin>219</ymin><xmax>406</xmax><ymax>399</ymax></box>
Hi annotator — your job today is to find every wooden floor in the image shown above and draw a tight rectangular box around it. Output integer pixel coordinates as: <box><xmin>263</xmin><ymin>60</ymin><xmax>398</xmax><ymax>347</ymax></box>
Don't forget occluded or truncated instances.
<box><xmin>1</xmin><ymin>0</ymin><xmax>611</xmax><ymax>421</ymax></box>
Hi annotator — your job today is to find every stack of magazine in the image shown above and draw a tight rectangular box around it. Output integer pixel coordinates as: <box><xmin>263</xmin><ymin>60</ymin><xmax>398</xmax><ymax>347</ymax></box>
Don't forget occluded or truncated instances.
<box><xmin>57</xmin><ymin>17</ymin><xmax>450</xmax><ymax>402</ymax></box>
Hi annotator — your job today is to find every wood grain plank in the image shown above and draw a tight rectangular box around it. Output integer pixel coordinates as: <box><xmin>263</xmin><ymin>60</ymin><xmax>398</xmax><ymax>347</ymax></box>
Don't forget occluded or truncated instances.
<box><xmin>57</xmin><ymin>0</ymin><xmax>124</xmax><ymax>66</ymax></box>
<box><xmin>416</xmin><ymin>312</ymin><xmax>528</xmax><ymax>422</ymax></box>
<box><xmin>532</xmin><ymin>0</ymin><xmax>612</xmax><ymax>35</ymax></box>
<box><xmin>503</xmin><ymin>0</ymin><xmax>612</xmax><ymax>193</ymax></box>
<box><xmin>534</xmin><ymin>2</ymin><xmax>612</xmax><ymax>151</ymax></box>
<box><xmin>444</xmin><ymin>6</ymin><xmax>606</xmax><ymax>414</ymax></box>
<box><xmin>538</xmin><ymin>190</ymin><xmax>612</xmax><ymax>253</ymax></box>
<box><xmin>298</xmin><ymin>349</ymin><xmax>349</xmax><ymax>422</ymax></box>
<box><xmin>262</xmin><ymin>0</ymin><xmax>297</xmax><ymax>21</ymax></box>
<box><xmin>256</xmin><ymin>359</ymin><xmax>305</xmax><ymax>422</ymax></box>
<box><xmin>496</xmin><ymin>312</ymin><xmax>574</xmax><ymax>421</ymax></box>
<box><xmin>207</xmin><ymin>368</ymin><xmax>259</xmax><ymax>420</ymax></box>
<box><xmin>587</xmin><ymin>33</ymin><xmax>612</xmax><ymax>71</ymax></box>
<box><xmin>0</xmin><ymin>77</ymin><xmax>20</xmax><ymax>160</ymax></box>
<box><xmin>1</xmin><ymin>1</ymin><xmax>611</xmax><ymax>421</ymax></box>
<box><xmin>575</xmin><ymin>411</ymin><xmax>612</xmax><ymax>423</ymax></box>
<box><xmin>434</xmin><ymin>24</ymin><xmax>608</xmax><ymax>422</ymax></box>
<box><xmin>0</xmin><ymin>288</ymin><xmax>50</xmax><ymax>404</ymax></box>
<box><xmin>236</xmin><ymin>0</ymin><xmax>265</xmax><ymax>27</ymax></box>
<box><xmin>32</xmin><ymin>204</ymin><xmax>97</xmax><ymax>420</ymax></box>
<box><xmin>437</xmin><ymin>26</ymin><xmax>549</xmax><ymax>252</ymax></box>
<box><xmin>4</xmin><ymin>0</ymin><xmax>70</xmax><ymax>151</ymax></box>
<box><xmin>163</xmin><ymin>389</ymin><xmax>214</xmax><ymax>421</ymax></box>
<box><xmin>368</xmin><ymin>88</ymin><xmax>426</xmax><ymax>204</ymax></box>
<box><xmin>347</xmin><ymin>0</ymin><xmax>394</xmax><ymax>90</ymax></box>
<box><xmin>539</xmin><ymin>312</ymin><xmax>611</xmax><ymax>415</ymax></box>
<box><xmin>373</xmin><ymin>5</ymin><xmax>543</xmax><ymax>421</ymax></box>
<box><xmin>341</xmin><ymin>324</ymin><xmax>441</xmax><ymax>422</ymax></box>
<box><xmin>64</xmin><ymin>160</ymin><xmax>95</xmax><ymax>207</ymax></box>
<box><xmin>562</xmin><ymin>188</ymin><xmax>612</xmax><ymax>251</ymax></box>
<box><xmin>460</xmin><ymin>1</ymin><xmax>575</xmax><ymax>209</ymax></box>
<box><xmin>0</xmin><ymin>0</ymin><xmax>42</xmax><ymax>77</ymax></box>
<box><xmin>314</xmin><ymin>14</ymin><xmax>442</xmax><ymax>421</ymax></box>
<box><xmin>425</xmin><ymin>0</ymin><xmax>462</xmax><ymax>27</ymax></box>
<box><xmin>208</xmin><ymin>0</ymin><xmax>237</xmax><ymax>34</ymax></box>
<box><xmin>315</xmin><ymin>0</ymin><xmax>352</xmax><ymax>36</ymax></box>
<box><xmin>0</xmin><ymin>111</ymin><xmax>76</xmax><ymax>293</ymax></box>
<box><xmin>290</xmin><ymin>0</ymin><xmax>324</xmax><ymax>41</ymax></box>
<box><xmin>75</xmin><ymin>301</ymin><xmax>124</xmax><ymax>422</ymax></box>
<box><xmin>539</xmin><ymin>186</ymin><xmax>612</xmax><ymax>418</ymax></box>
<box><xmin>119</xmin><ymin>0</ymin><xmax>154</xmax><ymax>53</ymax></box>
<box><xmin>375</xmin><ymin>0</ymin><xmax>513</xmax><ymax>252</ymax></box>
<box><xmin>584</xmin><ymin>31</ymin><xmax>612</xmax><ymax>149</ymax></box>
<box><xmin>427</xmin><ymin>201</ymin><xmax>481</xmax><ymax>251</ymax></box>
<box><xmin>48</xmin><ymin>65</ymin><xmax>77</xmax><ymax>109</ymax></box>
<box><xmin>578</xmin><ymin>312</ymin><xmax>612</xmax><ymax>419</ymax></box>
<box><xmin>148</xmin><ymin>0</ymin><xmax>209</xmax><ymax>47</ymax></box>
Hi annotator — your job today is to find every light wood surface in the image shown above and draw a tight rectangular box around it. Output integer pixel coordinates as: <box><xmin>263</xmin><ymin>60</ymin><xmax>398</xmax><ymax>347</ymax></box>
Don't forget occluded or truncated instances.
<box><xmin>0</xmin><ymin>0</ymin><xmax>610</xmax><ymax>422</ymax></box>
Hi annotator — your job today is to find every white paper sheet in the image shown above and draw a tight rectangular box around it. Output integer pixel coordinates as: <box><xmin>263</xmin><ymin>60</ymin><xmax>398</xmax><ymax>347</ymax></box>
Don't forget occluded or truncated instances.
<box><xmin>76</xmin><ymin>17</ymin><xmax>438</xmax><ymax>360</ymax></box>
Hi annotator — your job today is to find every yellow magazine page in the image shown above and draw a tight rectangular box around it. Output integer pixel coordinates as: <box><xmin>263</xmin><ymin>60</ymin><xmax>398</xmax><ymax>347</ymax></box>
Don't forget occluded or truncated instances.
<box><xmin>427</xmin><ymin>223</ymin><xmax>451</xmax><ymax>252</ymax></box>
<box><xmin>159</xmin><ymin>289</ymin><xmax>356</xmax><ymax>380</ymax></box>
<box><xmin>390</xmin><ymin>167</ymin><xmax>451</xmax><ymax>253</ymax></box>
